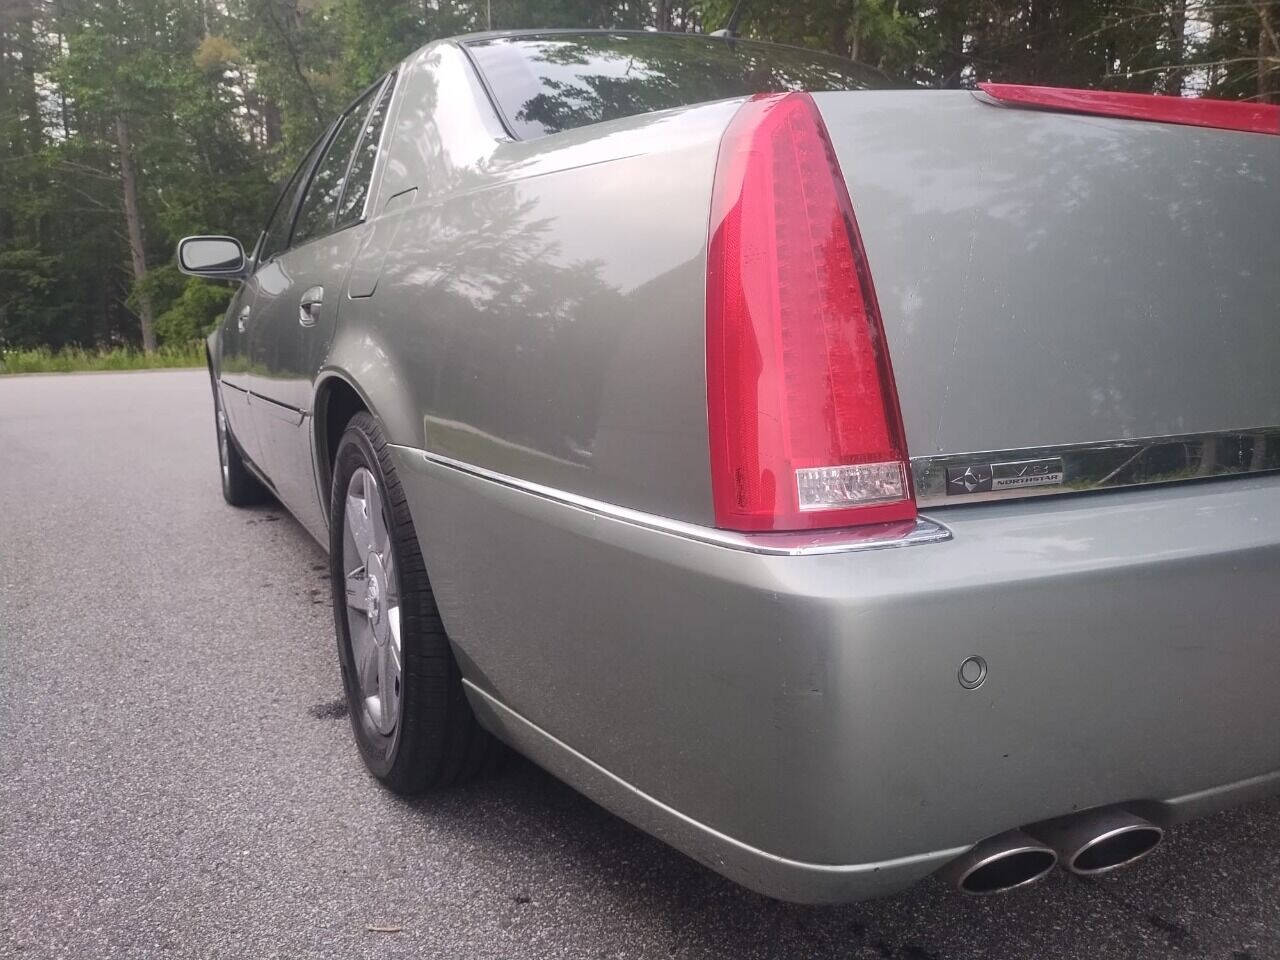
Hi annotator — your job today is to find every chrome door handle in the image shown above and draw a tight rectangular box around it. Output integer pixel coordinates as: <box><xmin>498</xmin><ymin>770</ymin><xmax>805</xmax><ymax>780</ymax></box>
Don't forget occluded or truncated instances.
<box><xmin>299</xmin><ymin>286</ymin><xmax>324</xmax><ymax>327</ymax></box>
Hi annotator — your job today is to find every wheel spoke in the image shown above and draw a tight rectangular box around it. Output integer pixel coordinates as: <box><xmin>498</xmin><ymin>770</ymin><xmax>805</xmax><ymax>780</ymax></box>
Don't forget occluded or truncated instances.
<box><xmin>346</xmin><ymin>490</ymin><xmax>375</xmax><ymax>559</ymax></box>
<box><xmin>386</xmin><ymin>615</ymin><xmax>401</xmax><ymax>673</ymax></box>
<box><xmin>385</xmin><ymin>602</ymin><xmax>400</xmax><ymax>648</ymax></box>
<box><xmin>350</xmin><ymin>615</ymin><xmax>378</xmax><ymax>696</ymax></box>
<box><xmin>344</xmin><ymin>565</ymin><xmax>368</xmax><ymax>612</ymax></box>
<box><xmin>381</xmin><ymin>546</ymin><xmax>396</xmax><ymax>598</ymax></box>
<box><xmin>363</xmin><ymin>470</ymin><xmax>388</xmax><ymax>556</ymax></box>
<box><xmin>378</xmin><ymin>638</ymin><xmax>399</xmax><ymax>728</ymax></box>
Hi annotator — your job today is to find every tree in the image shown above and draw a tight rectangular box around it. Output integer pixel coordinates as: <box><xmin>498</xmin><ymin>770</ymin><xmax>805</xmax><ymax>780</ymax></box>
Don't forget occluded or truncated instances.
<box><xmin>2</xmin><ymin>0</ymin><xmax>1272</xmax><ymax>353</ymax></box>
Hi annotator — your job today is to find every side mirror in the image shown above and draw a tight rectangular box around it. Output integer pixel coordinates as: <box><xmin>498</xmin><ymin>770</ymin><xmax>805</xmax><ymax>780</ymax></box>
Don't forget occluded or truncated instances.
<box><xmin>177</xmin><ymin>236</ymin><xmax>247</xmax><ymax>279</ymax></box>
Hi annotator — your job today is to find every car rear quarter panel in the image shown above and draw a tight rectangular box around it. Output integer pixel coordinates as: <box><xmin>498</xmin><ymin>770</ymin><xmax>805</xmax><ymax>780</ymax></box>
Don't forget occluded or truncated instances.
<box><xmin>329</xmin><ymin>42</ymin><xmax>738</xmax><ymax>526</ymax></box>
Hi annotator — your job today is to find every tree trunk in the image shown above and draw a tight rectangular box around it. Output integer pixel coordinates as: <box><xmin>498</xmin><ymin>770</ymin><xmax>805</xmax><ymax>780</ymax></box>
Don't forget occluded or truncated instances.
<box><xmin>946</xmin><ymin>13</ymin><xmax>967</xmax><ymax>87</ymax></box>
<box><xmin>655</xmin><ymin>0</ymin><xmax>671</xmax><ymax>31</ymax></box>
<box><xmin>1258</xmin><ymin>1</ymin><xmax>1277</xmax><ymax>103</ymax></box>
<box><xmin>1165</xmin><ymin>0</ymin><xmax>1186</xmax><ymax>95</ymax></box>
<box><xmin>56</xmin><ymin>10</ymin><xmax>71</xmax><ymax>139</ymax></box>
<box><xmin>263</xmin><ymin>97</ymin><xmax>282</xmax><ymax>149</ymax></box>
<box><xmin>262</xmin><ymin>0</ymin><xmax>326</xmax><ymax>127</ymax></box>
<box><xmin>7</xmin><ymin>0</ymin><xmax>44</xmax><ymax>153</ymax></box>
<box><xmin>115</xmin><ymin>113</ymin><xmax>156</xmax><ymax>353</ymax></box>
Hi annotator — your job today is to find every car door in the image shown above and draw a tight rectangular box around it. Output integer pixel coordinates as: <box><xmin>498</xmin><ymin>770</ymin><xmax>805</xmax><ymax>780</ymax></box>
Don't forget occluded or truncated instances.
<box><xmin>216</xmin><ymin>282</ymin><xmax>256</xmax><ymax>454</ymax></box>
<box><xmin>245</xmin><ymin>74</ymin><xmax>397</xmax><ymax>539</ymax></box>
<box><xmin>226</xmin><ymin>136</ymin><xmax>327</xmax><ymax>470</ymax></box>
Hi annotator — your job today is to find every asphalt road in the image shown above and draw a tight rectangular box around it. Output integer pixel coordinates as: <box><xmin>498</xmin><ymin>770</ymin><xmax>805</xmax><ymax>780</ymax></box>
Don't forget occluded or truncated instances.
<box><xmin>2</xmin><ymin>369</ymin><xmax>1277</xmax><ymax>960</ymax></box>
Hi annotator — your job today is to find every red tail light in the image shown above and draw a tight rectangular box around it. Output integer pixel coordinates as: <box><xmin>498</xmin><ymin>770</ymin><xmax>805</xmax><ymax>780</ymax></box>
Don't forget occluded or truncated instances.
<box><xmin>705</xmin><ymin>92</ymin><xmax>915</xmax><ymax>532</ymax></box>
<box><xmin>978</xmin><ymin>83</ymin><xmax>1279</xmax><ymax>136</ymax></box>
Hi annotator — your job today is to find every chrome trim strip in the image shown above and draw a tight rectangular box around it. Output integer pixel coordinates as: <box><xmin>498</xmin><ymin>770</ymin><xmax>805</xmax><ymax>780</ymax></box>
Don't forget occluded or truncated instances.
<box><xmin>357</xmin><ymin>67</ymin><xmax>402</xmax><ymax>225</ymax></box>
<box><xmin>913</xmin><ymin>426</ymin><xmax>1280</xmax><ymax>507</ymax></box>
<box><xmin>247</xmin><ymin>390</ymin><xmax>306</xmax><ymax>426</ymax></box>
<box><xmin>331</xmin><ymin>75</ymin><xmax>387</xmax><ymax>230</ymax></box>
<box><xmin>400</xmin><ymin>447</ymin><xmax>952</xmax><ymax>556</ymax></box>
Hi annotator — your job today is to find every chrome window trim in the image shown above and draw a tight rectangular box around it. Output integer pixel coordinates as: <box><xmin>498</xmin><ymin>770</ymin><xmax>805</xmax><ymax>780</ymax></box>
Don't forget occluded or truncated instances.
<box><xmin>332</xmin><ymin>71</ymin><xmax>393</xmax><ymax>230</ymax></box>
<box><xmin>912</xmin><ymin>426</ymin><xmax>1280</xmax><ymax>507</ymax></box>
<box><xmin>355</xmin><ymin>67</ymin><xmax>403</xmax><ymax>225</ymax></box>
<box><xmin>399</xmin><ymin>446</ymin><xmax>952</xmax><ymax>557</ymax></box>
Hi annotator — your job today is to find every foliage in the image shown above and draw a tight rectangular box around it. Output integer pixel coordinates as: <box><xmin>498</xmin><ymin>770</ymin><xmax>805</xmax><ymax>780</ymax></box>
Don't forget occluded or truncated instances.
<box><xmin>140</xmin><ymin>265</ymin><xmax>235</xmax><ymax>345</ymax></box>
<box><xmin>1</xmin><ymin>0</ymin><xmax>1275</xmax><ymax>354</ymax></box>
<box><xmin>0</xmin><ymin>249</ymin><xmax>67</xmax><ymax>347</ymax></box>
<box><xmin>0</xmin><ymin>343</ymin><xmax>206</xmax><ymax>374</ymax></box>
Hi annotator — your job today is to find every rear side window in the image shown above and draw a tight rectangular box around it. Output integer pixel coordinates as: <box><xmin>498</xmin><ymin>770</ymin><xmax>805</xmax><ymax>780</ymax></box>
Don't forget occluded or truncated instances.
<box><xmin>335</xmin><ymin>75</ymin><xmax>396</xmax><ymax>229</ymax></box>
<box><xmin>292</xmin><ymin>90</ymin><xmax>374</xmax><ymax>247</ymax></box>
<box><xmin>466</xmin><ymin>32</ymin><xmax>889</xmax><ymax>140</ymax></box>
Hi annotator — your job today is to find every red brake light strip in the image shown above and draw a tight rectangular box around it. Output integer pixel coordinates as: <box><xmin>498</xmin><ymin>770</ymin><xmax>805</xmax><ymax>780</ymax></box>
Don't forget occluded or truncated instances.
<box><xmin>978</xmin><ymin>83</ymin><xmax>1279</xmax><ymax>136</ymax></box>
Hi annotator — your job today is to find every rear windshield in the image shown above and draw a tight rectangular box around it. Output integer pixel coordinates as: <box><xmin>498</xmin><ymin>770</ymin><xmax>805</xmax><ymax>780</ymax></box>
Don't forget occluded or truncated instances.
<box><xmin>465</xmin><ymin>32</ymin><xmax>889</xmax><ymax>140</ymax></box>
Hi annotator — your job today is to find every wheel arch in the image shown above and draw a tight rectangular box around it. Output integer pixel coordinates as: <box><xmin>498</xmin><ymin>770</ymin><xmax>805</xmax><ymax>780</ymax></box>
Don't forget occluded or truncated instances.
<box><xmin>312</xmin><ymin>307</ymin><xmax>426</xmax><ymax>524</ymax></box>
<box><xmin>314</xmin><ymin>371</ymin><xmax>374</xmax><ymax>502</ymax></box>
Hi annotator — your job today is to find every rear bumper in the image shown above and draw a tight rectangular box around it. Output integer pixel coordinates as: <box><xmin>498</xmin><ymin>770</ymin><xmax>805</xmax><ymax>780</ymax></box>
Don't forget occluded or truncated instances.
<box><xmin>392</xmin><ymin>448</ymin><xmax>1280</xmax><ymax>901</ymax></box>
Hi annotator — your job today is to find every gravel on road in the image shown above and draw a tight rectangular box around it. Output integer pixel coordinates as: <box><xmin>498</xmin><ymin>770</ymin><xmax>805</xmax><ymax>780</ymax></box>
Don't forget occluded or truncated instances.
<box><xmin>2</xmin><ymin>370</ymin><xmax>1277</xmax><ymax>960</ymax></box>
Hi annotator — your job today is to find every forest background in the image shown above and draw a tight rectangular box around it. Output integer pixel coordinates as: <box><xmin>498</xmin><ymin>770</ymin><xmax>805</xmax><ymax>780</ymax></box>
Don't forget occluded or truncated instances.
<box><xmin>1</xmin><ymin>0</ymin><xmax>1275</xmax><ymax>359</ymax></box>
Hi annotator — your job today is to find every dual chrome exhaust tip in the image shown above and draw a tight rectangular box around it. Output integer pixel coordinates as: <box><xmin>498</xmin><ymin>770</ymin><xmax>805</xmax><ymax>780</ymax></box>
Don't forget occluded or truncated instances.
<box><xmin>942</xmin><ymin>807</ymin><xmax>1165</xmax><ymax>896</ymax></box>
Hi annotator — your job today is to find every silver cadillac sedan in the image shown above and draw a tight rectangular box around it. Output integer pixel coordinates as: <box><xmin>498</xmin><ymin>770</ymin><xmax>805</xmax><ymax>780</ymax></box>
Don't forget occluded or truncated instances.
<box><xmin>178</xmin><ymin>29</ymin><xmax>1280</xmax><ymax>901</ymax></box>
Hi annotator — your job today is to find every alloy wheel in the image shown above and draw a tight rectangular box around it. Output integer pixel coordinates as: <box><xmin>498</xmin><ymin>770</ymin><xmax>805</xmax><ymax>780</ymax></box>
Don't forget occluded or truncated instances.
<box><xmin>342</xmin><ymin>466</ymin><xmax>402</xmax><ymax>737</ymax></box>
<box><xmin>215</xmin><ymin>402</ymin><xmax>231</xmax><ymax>486</ymax></box>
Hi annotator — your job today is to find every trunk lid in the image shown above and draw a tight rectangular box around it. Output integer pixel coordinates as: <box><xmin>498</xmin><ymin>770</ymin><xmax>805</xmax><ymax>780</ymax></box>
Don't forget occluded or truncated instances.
<box><xmin>813</xmin><ymin>90</ymin><xmax>1280</xmax><ymax>501</ymax></box>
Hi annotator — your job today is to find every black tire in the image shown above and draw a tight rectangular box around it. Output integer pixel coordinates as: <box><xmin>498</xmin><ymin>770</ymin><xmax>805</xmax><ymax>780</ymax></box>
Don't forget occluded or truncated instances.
<box><xmin>210</xmin><ymin>373</ymin><xmax>268</xmax><ymax>507</ymax></box>
<box><xmin>330</xmin><ymin>410</ymin><xmax>498</xmax><ymax>792</ymax></box>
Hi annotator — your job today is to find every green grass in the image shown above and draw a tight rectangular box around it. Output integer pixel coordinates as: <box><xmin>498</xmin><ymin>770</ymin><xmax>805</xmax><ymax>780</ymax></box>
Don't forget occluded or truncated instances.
<box><xmin>0</xmin><ymin>342</ymin><xmax>205</xmax><ymax>375</ymax></box>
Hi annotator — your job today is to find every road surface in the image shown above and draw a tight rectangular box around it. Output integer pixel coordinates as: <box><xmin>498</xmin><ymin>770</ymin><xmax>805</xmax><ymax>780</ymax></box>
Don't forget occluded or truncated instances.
<box><xmin>2</xmin><ymin>370</ymin><xmax>1277</xmax><ymax>959</ymax></box>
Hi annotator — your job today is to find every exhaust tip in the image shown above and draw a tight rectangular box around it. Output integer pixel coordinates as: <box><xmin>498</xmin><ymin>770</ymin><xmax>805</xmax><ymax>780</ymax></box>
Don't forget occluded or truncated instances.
<box><xmin>960</xmin><ymin>848</ymin><xmax>1058</xmax><ymax>895</ymax></box>
<box><xmin>1069</xmin><ymin>823</ymin><xmax>1163</xmax><ymax>875</ymax></box>
<box><xmin>942</xmin><ymin>830</ymin><xmax>1058</xmax><ymax>896</ymax></box>
<box><xmin>1028</xmin><ymin>807</ymin><xmax>1165</xmax><ymax>877</ymax></box>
